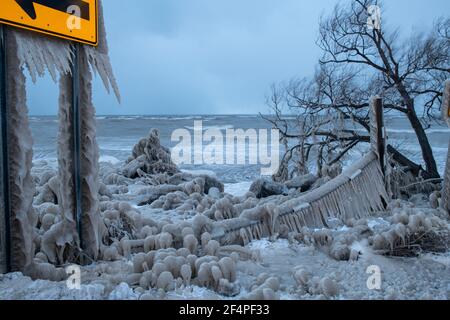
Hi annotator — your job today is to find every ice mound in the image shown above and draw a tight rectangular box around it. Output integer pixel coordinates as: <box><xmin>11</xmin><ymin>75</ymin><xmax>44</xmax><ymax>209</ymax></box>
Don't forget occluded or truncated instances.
<box><xmin>122</xmin><ymin>129</ymin><xmax>178</xmax><ymax>178</ymax></box>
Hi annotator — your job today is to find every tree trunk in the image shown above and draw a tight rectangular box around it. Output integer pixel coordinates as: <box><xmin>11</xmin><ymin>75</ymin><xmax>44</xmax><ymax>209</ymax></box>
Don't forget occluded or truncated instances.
<box><xmin>389</xmin><ymin>72</ymin><xmax>440</xmax><ymax>179</ymax></box>
<box><xmin>405</xmin><ymin>100</ymin><xmax>440</xmax><ymax>178</ymax></box>
<box><xmin>386</xmin><ymin>145</ymin><xmax>434</xmax><ymax>179</ymax></box>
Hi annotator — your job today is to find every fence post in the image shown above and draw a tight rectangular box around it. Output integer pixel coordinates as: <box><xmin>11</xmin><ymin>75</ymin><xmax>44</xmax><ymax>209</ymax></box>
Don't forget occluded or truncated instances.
<box><xmin>441</xmin><ymin>80</ymin><xmax>450</xmax><ymax>214</ymax></box>
<box><xmin>370</xmin><ymin>96</ymin><xmax>386</xmax><ymax>177</ymax></box>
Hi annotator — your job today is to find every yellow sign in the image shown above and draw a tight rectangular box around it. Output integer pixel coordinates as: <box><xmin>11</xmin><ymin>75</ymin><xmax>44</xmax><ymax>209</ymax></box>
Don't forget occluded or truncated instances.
<box><xmin>0</xmin><ymin>0</ymin><xmax>97</xmax><ymax>46</ymax></box>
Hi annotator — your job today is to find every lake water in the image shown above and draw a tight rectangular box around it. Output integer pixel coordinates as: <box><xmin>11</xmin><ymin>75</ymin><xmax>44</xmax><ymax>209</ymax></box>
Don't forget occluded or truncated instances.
<box><xmin>29</xmin><ymin>114</ymin><xmax>449</xmax><ymax>183</ymax></box>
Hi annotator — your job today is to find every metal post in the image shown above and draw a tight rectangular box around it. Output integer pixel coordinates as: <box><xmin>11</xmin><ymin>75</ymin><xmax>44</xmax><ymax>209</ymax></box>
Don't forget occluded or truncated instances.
<box><xmin>0</xmin><ymin>25</ymin><xmax>11</xmax><ymax>274</ymax></box>
<box><xmin>71</xmin><ymin>43</ymin><xmax>83</xmax><ymax>249</ymax></box>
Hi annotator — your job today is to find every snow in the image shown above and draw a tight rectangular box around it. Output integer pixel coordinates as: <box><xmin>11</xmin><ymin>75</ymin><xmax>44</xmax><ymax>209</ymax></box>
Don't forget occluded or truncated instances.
<box><xmin>237</xmin><ymin>238</ymin><xmax>450</xmax><ymax>300</ymax></box>
<box><xmin>181</xmin><ymin>169</ymin><xmax>218</xmax><ymax>178</ymax></box>
<box><xmin>108</xmin><ymin>283</ymin><xmax>138</xmax><ymax>300</ymax></box>
<box><xmin>0</xmin><ymin>273</ymin><xmax>105</xmax><ymax>300</ymax></box>
<box><xmin>367</xmin><ymin>218</ymin><xmax>391</xmax><ymax>231</ymax></box>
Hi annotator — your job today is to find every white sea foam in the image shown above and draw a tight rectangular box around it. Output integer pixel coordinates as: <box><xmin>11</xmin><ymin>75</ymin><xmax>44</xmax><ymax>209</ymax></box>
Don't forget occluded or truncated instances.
<box><xmin>184</xmin><ymin>124</ymin><xmax>235</xmax><ymax>131</ymax></box>
<box><xmin>387</xmin><ymin>128</ymin><xmax>450</xmax><ymax>134</ymax></box>
<box><xmin>99</xmin><ymin>155</ymin><xmax>121</xmax><ymax>165</ymax></box>
<box><xmin>224</xmin><ymin>181</ymin><xmax>252</xmax><ymax>197</ymax></box>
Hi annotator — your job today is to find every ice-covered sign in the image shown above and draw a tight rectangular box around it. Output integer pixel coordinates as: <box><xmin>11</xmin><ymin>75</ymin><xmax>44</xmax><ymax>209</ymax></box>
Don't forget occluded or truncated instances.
<box><xmin>0</xmin><ymin>0</ymin><xmax>98</xmax><ymax>46</ymax></box>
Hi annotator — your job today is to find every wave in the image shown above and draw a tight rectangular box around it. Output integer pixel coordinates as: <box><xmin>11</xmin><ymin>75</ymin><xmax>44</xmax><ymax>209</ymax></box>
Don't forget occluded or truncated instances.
<box><xmin>99</xmin><ymin>155</ymin><xmax>121</xmax><ymax>165</ymax></box>
<box><xmin>184</xmin><ymin>124</ymin><xmax>235</xmax><ymax>131</ymax></box>
<box><xmin>387</xmin><ymin>128</ymin><xmax>450</xmax><ymax>134</ymax></box>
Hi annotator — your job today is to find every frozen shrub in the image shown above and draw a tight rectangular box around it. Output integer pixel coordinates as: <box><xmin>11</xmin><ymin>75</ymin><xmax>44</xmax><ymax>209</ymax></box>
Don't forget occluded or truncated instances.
<box><xmin>152</xmin><ymin>262</ymin><xmax>168</xmax><ymax>278</ymax></box>
<box><xmin>184</xmin><ymin>178</ymin><xmax>205</xmax><ymax>195</ymax></box>
<box><xmin>180</xmin><ymin>264</ymin><xmax>192</xmax><ymax>285</ymax></box>
<box><xmin>24</xmin><ymin>262</ymin><xmax>67</xmax><ymax>282</ymax></box>
<box><xmin>370</xmin><ymin>210</ymin><xmax>450</xmax><ymax>256</ymax></box>
<box><xmin>192</xmin><ymin>215</ymin><xmax>214</xmax><ymax>237</ymax></box>
<box><xmin>293</xmin><ymin>268</ymin><xmax>311</xmax><ymax>286</ymax></box>
<box><xmin>102</xmin><ymin>245</ymin><xmax>120</xmax><ymax>261</ymax></box>
<box><xmin>320</xmin><ymin>277</ymin><xmax>339</xmax><ymax>298</ymax></box>
<box><xmin>218</xmin><ymin>257</ymin><xmax>236</xmax><ymax>282</ymax></box>
<box><xmin>181</xmin><ymin>227</ymin><xmax>195</xmax><ymax>238</ymax></box>
<box><xmin>245</xmin><ymin>276</ymin><xmax>280</xmax><ymax>300</ymax></box>
<box><xmin>204</xmin><ymin>240</ymin><xmax>220</xmax><ymax>256</ymax></box>
<box><xmin>156</xmin><ymin>271</ymin><xmax>174</xmax><ymax>291</ymax></box>
<box><xmin>183</xmin><ymin>234</ymin><xmax>198</xmax><ymax>254</ymax></box>
<box><xmin>124</xmin><ymin>129</ymin><xmax>178</xmax><ymax>178</ymax></box>
<box><xmin>158</xmin><ymin>232</ymin><xmax>173</xmax><ymax>249</ymax></box>
<box><xmin>201</xmin><ymin>232</ymin><xmax>212</xmax><ymax>247</ymax></box>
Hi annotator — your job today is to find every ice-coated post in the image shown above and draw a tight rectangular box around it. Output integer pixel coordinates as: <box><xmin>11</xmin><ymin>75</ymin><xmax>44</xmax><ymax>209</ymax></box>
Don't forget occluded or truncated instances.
<box><xmin>2</xmin><ymin>28</ymin><xmax>36</xmax><ymax>272</ymax></box>
<box><xmin>370</xmin><ymin>96</ymin><xmax>386</xmax><ymax>176</ymax></box>
<box><xmin>441</xmin><ymin>80</ymin><xmax>450</xmax><ymax>215</ymax></box>
<box><xmin>71</xmin><ymin>43</ymin><xmax>83</xmax><ymax>249</ymax></box>
<box><xmin>0</xmin><ymin>25</ymin><xmax>11</xmax><ymax>274</ymax></box>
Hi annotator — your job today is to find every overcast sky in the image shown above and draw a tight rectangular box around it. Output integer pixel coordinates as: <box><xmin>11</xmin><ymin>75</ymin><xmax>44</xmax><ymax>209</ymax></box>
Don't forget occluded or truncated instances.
<box><xmin>27</xmin><ymin>0</ymin><xmax>449</xmax><ymax>115</ymax></box>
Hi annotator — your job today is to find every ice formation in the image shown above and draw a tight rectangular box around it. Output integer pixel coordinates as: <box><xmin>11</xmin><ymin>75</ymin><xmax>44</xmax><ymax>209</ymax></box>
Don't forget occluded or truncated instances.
<box><xmin>57</xmin><ymin>44</ymin><xmax>106</xmax><ymax>261</ymax></box>
<box><xmin>213</xmin><ymin>151</ymin><xmax>388</xmax><ymax>246</ymax></box>
<box><xmin>292</xmin><ymin>267</ymin><xmax>339</xmax><ymax>298</ymax></box>
<box><xmin>4</xmin><ymin>29</ymin><xmax>38</xmax><ymax>271</ymax></box>
<box><xmin>13</xmin><ymin>1</ymin><xmax>119</xmax><ymax>102</ymax></box>
<box><xmin>123</xmin><ymin>129</ymin><xmax>178</xmax><ymax>178</ymax></box>
<box><xmin>441</xmin><ymin>80</ymin><xmax>450</xmax><ymax>214</ymax></box>
<box><xmin>1</xmin><ymin>122</ymin><xmax>449</xmax><ymax>299</ymax></box>
<box><xmin>1</xmin><ymin>0</ymin><xmax>120</xmax><ymax>273</ymax></box>
<box><xmin>1</xmin><ymin>0</ymin><xmax>448</xmax><ymax>301</ymax></box>
<box><xmin>369</xmin><ymin>207</ymin><xmax>450</xmax><ymax>256</ymax></box>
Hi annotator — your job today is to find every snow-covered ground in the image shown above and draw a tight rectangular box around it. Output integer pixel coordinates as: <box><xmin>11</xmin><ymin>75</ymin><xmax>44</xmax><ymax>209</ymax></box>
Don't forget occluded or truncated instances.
<box><xmin>1</xmin><ymin>133</ymin><xmax>448</xmax><ymax>301</ymax></box>
<box><xmin>1</xmin><ymin>235</ymin><xmax>449</xmax><ymax>300</ymax></box>
<box><xmin>2</xmin><ymin>207</ymin><xmax>449</xmax><ymax>300</ymax></box>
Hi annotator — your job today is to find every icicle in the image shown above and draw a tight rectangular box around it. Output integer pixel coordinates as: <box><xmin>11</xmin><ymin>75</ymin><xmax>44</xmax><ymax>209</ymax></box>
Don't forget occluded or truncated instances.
<box><xmin>14</xmin><ymin>29</ymin><xmax>72</xmax><ymax>83</ymax></box>
<box><xmin>246</xmin><ymin>226</ymin><xmax>253</xmax><ymax>241</ymax></box>
<box><xmin>84</xmin><ymin>0</ymin><xmax>120</xmax><ymax>102</ymax></box>
<box><xmin>293</xmin><ymin>214</ymin><xmax>303</xmax><ymax>232</ymax></box>
<box><xmin>12</xmin><ymin>0</ymin><xmax>119</xmax><ymax>101</ymax></box>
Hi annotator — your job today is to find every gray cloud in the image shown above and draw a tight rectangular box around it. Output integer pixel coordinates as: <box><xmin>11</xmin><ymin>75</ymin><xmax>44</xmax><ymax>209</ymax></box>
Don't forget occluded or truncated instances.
<box><xmin>26</xmin><ymin>0</ymin><xmax>449</xmax><ymax>115</ymax></box>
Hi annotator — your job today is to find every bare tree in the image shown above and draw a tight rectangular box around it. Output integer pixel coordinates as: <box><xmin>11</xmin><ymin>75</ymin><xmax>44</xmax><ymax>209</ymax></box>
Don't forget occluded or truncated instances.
<box><xmin>318</xmin><ymin>0</ymin><xmax>449</xmax><ymax>177</ymax></box>
<box><xmin>266</xmin><ymin>0</ymin><xmax>449</xmax><ymax>180</ymax></box>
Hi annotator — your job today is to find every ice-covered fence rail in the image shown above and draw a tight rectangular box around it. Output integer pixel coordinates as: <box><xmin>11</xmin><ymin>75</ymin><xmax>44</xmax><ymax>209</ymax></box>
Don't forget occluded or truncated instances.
<box><xmin>212</xmin><ymin>151</ymin><xmax>389</xmax><ymax>245</ymax></box>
